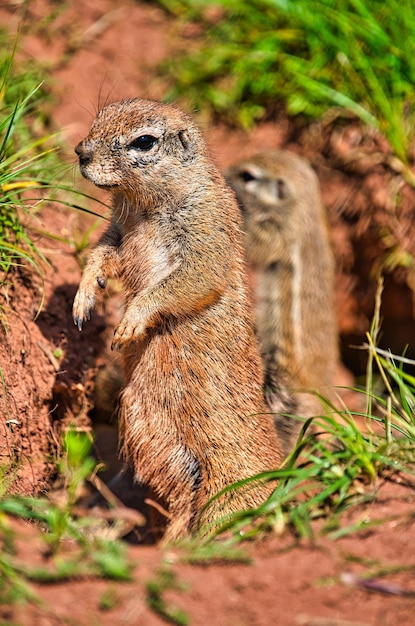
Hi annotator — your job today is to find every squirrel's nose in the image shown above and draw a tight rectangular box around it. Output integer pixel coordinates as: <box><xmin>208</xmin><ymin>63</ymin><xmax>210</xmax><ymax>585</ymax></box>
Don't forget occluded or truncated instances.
<box><xmin>75</xmin><ymin>140</ymin><xmax>94</xmax><ymax>166</ymax></box>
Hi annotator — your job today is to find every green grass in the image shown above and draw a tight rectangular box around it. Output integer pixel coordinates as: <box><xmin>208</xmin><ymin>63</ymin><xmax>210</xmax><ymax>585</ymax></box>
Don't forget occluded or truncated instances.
<box><xmin>0</xmin><ymin>429</ymin><xmax>133</xmax><ymax>607</ymax></box>
<box><xmin>199</xmin><ymin>388</ymin><xmax>414</xmax><ymax>542</ymax></box>
<box><xmin>146</xmin><ymin>567</ymin><xmax>189</xmax><ymax>626</ymax></box>
<box><xmin>197</xmin><ymin>282</ymin><xmax>415</xmax><ymax>542</ymax></box>
<box><xmin>0</xmin><ymin>45</ymin><xmax>52</xmax><ymax>280</ymax></box>
<box><xmin>0</xmin><ymin>37</ymin><xmax>109</xmax><ymax>310</ymax></box>
<box><xmin>158</xmin><ymin>0</ymin><xmax>415</xmax><ymax>172</ymax></box>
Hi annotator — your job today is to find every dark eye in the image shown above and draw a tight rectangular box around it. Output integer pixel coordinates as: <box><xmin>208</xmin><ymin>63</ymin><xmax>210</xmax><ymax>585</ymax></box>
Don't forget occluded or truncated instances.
<box><xmin>129</xmin><ymin>135</ymin><xmax>158</xmax><ymax>151</ymax></box>
<box><xmin>239</xmin><ymin>170</ymin><xmax>257</xmax><ymax>183</ymax></box>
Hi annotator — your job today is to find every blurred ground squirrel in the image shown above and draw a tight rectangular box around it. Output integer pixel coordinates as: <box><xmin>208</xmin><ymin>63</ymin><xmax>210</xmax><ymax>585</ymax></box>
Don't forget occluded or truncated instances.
<box><xmin>226</xmin><ymin>150</ymin><xmax>339</xmax><ymax>453</ymax></box>
<box><xmin>73</xmin><ymin>98</ymin><xmax>282</xmax><ymax>541</ymax></box>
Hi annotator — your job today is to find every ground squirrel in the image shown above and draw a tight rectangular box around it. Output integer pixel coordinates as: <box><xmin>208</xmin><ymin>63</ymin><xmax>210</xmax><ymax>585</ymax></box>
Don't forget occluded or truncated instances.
<box><xmin>73</xmin><ymin>98</ymin><xmax>282</xmax><ymax>541</ymax></box>
<box><xmin>226</xmin><ymin>150</ymin><xmax>338</xmax><ymax>453</ymax></box>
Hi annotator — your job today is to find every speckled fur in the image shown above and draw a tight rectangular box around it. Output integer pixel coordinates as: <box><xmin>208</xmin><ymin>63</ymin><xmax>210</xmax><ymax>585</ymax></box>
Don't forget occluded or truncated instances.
<box><xmin>226</xmin><ymin>150</ymin><xmax>338</xmax><ymax>454</ymax></box>
<box><xmin>73</xmin><ymin>99</ymin><xmax>282</xmax><ymax>541</ymax></box>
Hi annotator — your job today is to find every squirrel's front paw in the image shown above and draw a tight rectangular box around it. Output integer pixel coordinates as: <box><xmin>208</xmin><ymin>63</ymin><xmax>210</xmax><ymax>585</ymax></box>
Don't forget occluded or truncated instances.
<box><xmin>73</xmin><ymin>276</ymin><xmax>106</xmax><ymax>330</ymax></box>
<box><xmin>111</xmin><ymin>317</ymin><xmax>147</xmax><ymax>351</ymax></box>
<box><xmin>73</xmin><ymin>287</ymin><xmax>96</xmax><ymax>330</ymax></box>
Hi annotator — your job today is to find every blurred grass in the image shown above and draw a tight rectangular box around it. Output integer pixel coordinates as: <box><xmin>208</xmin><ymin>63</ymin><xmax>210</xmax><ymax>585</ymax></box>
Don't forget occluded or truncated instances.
<box><xmin>0</xmin><ymin>430</ymin><xmax>133</xmax><ymax>606</ymax></box>
<box><xmin>158</xmin><ymin>0</ymin><xmax>415</xmax><ymax>166</ymax></box>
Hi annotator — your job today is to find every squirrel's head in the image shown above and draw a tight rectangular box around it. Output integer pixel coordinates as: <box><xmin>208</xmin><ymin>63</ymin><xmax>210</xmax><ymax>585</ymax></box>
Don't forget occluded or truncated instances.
<box><xmin>225</xmin><ymin>150</ymin><xmax>322</xmax><ymax>265</ymax></box>
<box><xmin>75</xmin><ymin>98</ymin><xmax>206</xmax><ymax>203</ymax></box>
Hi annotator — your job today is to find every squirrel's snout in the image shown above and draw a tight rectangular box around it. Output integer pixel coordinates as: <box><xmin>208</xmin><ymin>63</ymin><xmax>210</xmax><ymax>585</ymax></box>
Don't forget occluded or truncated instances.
<box><xmin>75</xmin><ymin>140</ymin><xmax>94</xmax><ymax>166</ymax></box>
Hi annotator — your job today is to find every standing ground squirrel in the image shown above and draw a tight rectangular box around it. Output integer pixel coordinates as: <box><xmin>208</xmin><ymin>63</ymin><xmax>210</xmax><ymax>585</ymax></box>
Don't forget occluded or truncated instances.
<box><xmin>73</xmin><ymin>98</ymin><xmax>282</xmax><ymax>541</ymax></box>
<box><xmin>226</xmin><ymin>150</ymin><xmax>338</xmax><ymax>453</ymax></box>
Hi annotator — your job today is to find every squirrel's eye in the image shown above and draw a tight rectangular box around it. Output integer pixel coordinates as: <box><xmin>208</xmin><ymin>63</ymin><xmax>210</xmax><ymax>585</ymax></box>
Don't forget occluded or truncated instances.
<box><xmin>239</xmin><ymin>170</ymin><xmax>257</xmax><ymax>183</ymax></box>
<box><xmin>129</xmin><ymin>135</ymin><xmax>158</xmax><ymax>151</ymax></box>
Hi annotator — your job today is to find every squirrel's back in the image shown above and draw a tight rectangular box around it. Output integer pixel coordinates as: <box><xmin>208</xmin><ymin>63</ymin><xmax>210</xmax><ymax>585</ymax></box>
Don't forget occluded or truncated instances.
<box><xmin>226</xmin><ymin>150</ymin><xmax>338</xmax><ymax>449</ymax></box>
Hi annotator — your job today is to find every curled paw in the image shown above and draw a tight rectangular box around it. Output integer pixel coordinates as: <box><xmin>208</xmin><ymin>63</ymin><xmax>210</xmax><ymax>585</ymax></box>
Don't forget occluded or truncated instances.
<box><xmin>111</xmin><ymin>318</ymin><xmax>147</xmax><ymax>351</ymax></box>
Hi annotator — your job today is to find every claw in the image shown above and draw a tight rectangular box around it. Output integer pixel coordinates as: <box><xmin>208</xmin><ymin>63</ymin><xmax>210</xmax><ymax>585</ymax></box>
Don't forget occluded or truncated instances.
<box><xmin>76</xmin><ymin>316</ymin><xmax>83</xmax><ymax>331</ymax></box>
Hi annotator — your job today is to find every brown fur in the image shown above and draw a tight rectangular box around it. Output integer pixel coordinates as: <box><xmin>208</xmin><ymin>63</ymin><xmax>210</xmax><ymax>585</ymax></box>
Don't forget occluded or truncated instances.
<box><xmin>226</xmin><ymin>150</ymin><xmax>338</xmax><ymax>454</ymax></box>
<box><xmin>73</xmin><ymin>99</ymin><xmax>282</xmax><ymax>541</ymax></box>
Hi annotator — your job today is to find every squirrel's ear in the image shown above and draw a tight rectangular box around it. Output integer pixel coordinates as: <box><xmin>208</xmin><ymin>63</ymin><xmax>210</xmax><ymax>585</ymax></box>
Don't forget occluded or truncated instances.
<box><xmin>178</xmin><ymin>129</ymin><xmax>198</xmax><ymax>162</ymax></box>
<box><xmin>178</xmin><ymin>129</ymin><xmax>191</xmax><ymax>150</ymax></box>
<box><xmin>275</xmin><ymin>178</ymin><xmax>289</xmax><ymax>200</ymax></box>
